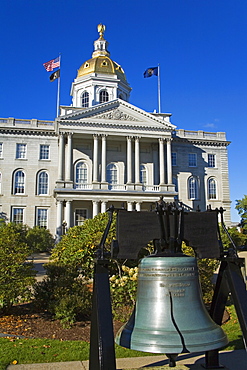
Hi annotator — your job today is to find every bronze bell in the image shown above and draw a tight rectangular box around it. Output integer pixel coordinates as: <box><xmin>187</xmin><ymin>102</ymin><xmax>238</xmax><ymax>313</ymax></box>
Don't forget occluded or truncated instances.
<box><xmin>115</xmin><ymin>255</ymin><xmax>228</xmax><ymax>358</ymax></box>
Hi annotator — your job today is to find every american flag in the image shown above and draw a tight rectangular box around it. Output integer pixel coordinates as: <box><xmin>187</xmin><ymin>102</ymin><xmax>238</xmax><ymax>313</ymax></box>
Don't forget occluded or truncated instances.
<box><xmin>43</xmin><ymin>57</ymin><xmax>60</xmax><ymax>72</ymax></box>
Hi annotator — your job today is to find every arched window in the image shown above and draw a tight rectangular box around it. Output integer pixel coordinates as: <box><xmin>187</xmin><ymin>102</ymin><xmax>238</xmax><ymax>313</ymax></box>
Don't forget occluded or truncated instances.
<box><xmin>188</xmin><ymin>176</ymin><xmax>198</xmax><ymax>200</ymax></box>
<box><xmin>14</xmin><ymin>170</ymin><xmax>25</xmax><ymax>194</ymax></box>
<box><xmin>38</xmin><ymin>171</ymin><xmax>48</xmax><ymax>195</ymax></box>
<box><xmin>208</xmin><ymin>178</ymin><xmax>217</xmax><ymax>199</ymax></box>
<box><xmin>107</xmin><ymin>163</ymin><xmax>117</xmax><ymax>189</ymax></box>
<box><xmin>81</xmin><ymin>91</ymin><xmax>89</xmax><ymax>108</ymax></box>
<box><xmin>99</xmin><ymin>90</ymin><xmax>109</xmax><ymax>103</ymax></box>
<box><xmin>140</xmin><ymin>165</ymin><xmax>147</xmax><ymax>184</ymax></box>
<box><xmin>75</xmin><ymin>162</ymin><xmax>88</xmax><ymax>188</ymax></box>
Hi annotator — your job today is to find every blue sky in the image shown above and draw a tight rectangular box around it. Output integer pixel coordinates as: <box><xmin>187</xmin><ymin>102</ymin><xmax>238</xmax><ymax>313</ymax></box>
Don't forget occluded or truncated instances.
<box><xmin>1</xmin><ymin>0</ymin><xmax>246</xmax><ymax>222</ymax></box>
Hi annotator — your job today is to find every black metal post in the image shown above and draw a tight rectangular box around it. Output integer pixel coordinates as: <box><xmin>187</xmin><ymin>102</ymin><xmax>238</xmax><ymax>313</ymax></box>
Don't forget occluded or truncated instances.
<box><xmin>89</xmin><ymin>259</ymin><xmax>116</xmax><ymax>370</ymax></box>
<box><xmin>89</xmin><ymin>207</ymin><xmax>116</xmax><ymax>370</ymax></box>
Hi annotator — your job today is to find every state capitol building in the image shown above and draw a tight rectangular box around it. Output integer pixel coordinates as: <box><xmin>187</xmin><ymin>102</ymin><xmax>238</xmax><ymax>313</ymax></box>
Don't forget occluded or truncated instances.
<box><xmin>0</xmin><ymin>25</ymin><xmax>231</xmax><ymax>238</ymax></box>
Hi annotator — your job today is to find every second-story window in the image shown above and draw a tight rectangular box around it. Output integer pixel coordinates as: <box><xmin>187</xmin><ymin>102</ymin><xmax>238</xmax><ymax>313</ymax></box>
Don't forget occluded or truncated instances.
<box><xmin>100</xmin><ymin>90</ymin><xmax>109</xmax><ymax>103</ymax></box>
<box><xmin>140</xmin><ymin>165</ymin><xmax>147</xmax><ymax>184</ymax></box>
<box><xmin>188</xmin><ymin>176</ymin><xmax>198</xmax><ymax>200</ymax></box>
<box><xmin>208</xmin><ymin>178</ymin><xmax>217</xmax><ymax>199</ymax></box>
<box><xmin>107</xmin><ymin>163</ymin><xmax>117</xmax><ymax>189</ymax></box>
<box><xmin>38</xmin><ymin>171</ymin><xmax>48</xmax><ymax>195</ymax></box>
<box><xmin>40</xmin><ymin>145</ymin><xmax>50</xmax><ymax>160</ymax></box>
<box><xmin>16</xmin><ymin>144</ymin><xmax>27</xmax><ymax>159</ymax></box>
<box><xmin>0</xmin><ymin>143</ymin><xmax>3</xmax><ymax>158</ymax></box>
<box><xmin>81</xmin><ymin>92</ymin><xmax>89</xmax><ymax>108</ymax></box>
<box><xmin>14</xmin><ymin>170</ymin><xmax>25</xmax><ymax>194</ymax></box>
<box><xmin>75</xmin><ymin>162</ymin><xmax>88</xmax><ymax>188</ymax></box>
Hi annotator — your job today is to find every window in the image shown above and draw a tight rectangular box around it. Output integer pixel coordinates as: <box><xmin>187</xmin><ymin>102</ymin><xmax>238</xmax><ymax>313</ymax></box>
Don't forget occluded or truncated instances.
<box><xmin>0</xmin><ymin>172</ymin><xmax>2</xmax><ymax>193</ymax></box>
<box><xmin>188</xmin><ymin>176</ymin><xmax>198</xmax><ymax>199</ymax></box>
<box><xmin>81</xmin><ymin>91</ymin><xmax>89</xmax><ymax>108</ymax></box>
<box><xmin>172</xmin><ymin>152</ymin><xmax>177</xmax><ymax>166</ymax></box>
<box><xmin>37</xmin><ymin>208</ymin><xmax>48</xmax><ymax>228</ymax></box>
<box><xmin>140</xmin><ymin>165</ymin><xmax>147</xmax><ymax>184</ymax></box>
<box><xmin>40</xmin><ymin>145</ymin><xmax>50</xmax><ymax>160</ymax></box>
<box><xmin>208</xmin><ymin>154</ymin><xmax>216</xmax><ymax>168</ymax></box>
<box><xmin>16</xmin><ymin>144</ymin><xmax>26</xmax><ymax>159</ymax></box>
<box><xmin>0</xmin><ymin>143</ymin><xmax>3</xmax><ymax>158</ymax></box>
<box><xmin>107</xmin><ymin>163</ymin><xmax>117</xmax><ymax>189</ymax></box>
<box><xmin>188</xmin><ymin>153</ymin><xmax>197</xmax><ymax>167</ymax></box>
<box><xmin>99</xmin><ymin>90</ymin><xmax>109</xmax><ymax>103</ymax></box>
<box><xmin>75</xmin><ymin>162</ymin><xmax>88</xmax><ymax>188</ymax></box>
<box><xmin>14</xmin><ymin>170</ymin><xmax>25</xmax><ymax>194</ymax></box>
<box><xmin>75</xmin><ymin>209</ymin><xmax>87</xmax><ymax>226</ymax></box>
<box><xmin>208</xmin><ymin>178</ymin><xmax>217</xmax><ymax>199</ymax></box>
<box><xmin>12</xmin><ymin>208</ymin><xmax>24</xmax><ymax>224</ymax></box>
<box><xmin>38</xmin><ymin>171</ymin><xmax>48</xmax><ymax>195</ymax></box>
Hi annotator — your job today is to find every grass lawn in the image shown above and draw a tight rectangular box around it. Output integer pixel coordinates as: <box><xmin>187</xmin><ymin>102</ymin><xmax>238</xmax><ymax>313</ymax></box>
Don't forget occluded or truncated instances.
<box><xmin>0</xmin><ymin>305</ymin><xmax>244</xmax><ymax>370</ymax></box>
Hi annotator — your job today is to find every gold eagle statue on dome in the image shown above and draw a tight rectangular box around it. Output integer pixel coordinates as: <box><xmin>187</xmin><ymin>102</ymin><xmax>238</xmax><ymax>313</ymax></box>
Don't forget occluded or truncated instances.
<box><xmin>97</xmin><ymin>24</ymin><xmax>105</xmax><ymax>39</ymax></box>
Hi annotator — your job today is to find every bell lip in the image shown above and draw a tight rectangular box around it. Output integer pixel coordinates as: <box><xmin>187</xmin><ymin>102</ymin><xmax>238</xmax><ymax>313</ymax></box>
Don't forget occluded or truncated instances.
<box><xmin>147</xmin><ymin>252</ymin><xmax>189</xmax><ymax>258</ymax></box>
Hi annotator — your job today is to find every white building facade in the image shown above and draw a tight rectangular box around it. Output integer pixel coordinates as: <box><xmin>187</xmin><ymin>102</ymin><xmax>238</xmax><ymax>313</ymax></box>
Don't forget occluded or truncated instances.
<box><xmin>0</xmin><ymin>25</ymin><xmax>231</xmax><ymax>237</ymax></box>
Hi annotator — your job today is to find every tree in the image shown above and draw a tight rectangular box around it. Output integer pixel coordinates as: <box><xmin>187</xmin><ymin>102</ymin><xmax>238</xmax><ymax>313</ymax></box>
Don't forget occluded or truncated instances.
<box><xmin>0</xmin><ymin>223</ymin><xmax>36</xmax><ymax>312</ymax></box>
<box><xmin>26</xmin><ymin>226</ymin><xmax>55</xmax><ymax>252</ymax></box>
<box><xmin>236</xmin><ymin>195</ymin><xmax>247</xmax><ymax>233</ymax></box>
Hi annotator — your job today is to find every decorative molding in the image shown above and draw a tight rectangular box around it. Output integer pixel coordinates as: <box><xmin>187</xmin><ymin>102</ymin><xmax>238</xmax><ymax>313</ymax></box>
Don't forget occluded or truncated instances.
<box><xmin>96</xmin><ymin>108</ymin><xmax>139</xmax><ymax>121</ymax></box>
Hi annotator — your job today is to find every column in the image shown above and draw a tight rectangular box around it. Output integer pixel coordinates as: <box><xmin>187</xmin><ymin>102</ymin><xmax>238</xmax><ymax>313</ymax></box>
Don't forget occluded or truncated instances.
<box><xmin>101</xmin><ymin>134</ymin><xmax>107</xmax><ymax>183</ymax></box>
<box><xmin>166</xmin><ymin>138</ymin><xmax>172</xmax><ymax>184</ymax></box>
<box><xmin>152</xmin><ymin>143</ymin><xmax>159</xmax><ymax>185</ymax></box>
<box><xmin>136</xmin><ymin>202</ymin><xmax>141</xmax><ymax>211</ymax></box>
<box><xmin>159</xmin><ymin>138</ymin><xmax>165</xmax><ymax>184</ymax></box>
<box><xmin>56</xmin><ymin>200</ymin><xmax>63</xmax><ymax>237</ymax></box>
<box><xmin>58</xmin><ymin>133</ymin><xmax>65</xmax><ymax>181</ymax></box>
<box><xmin>127</xmin><ymin>202</ymin><xmax>133</xmax><ymax>211</ymax></box>
<box><xmin>127</xmin><ymin>136</ymin><xmax>132</xmax><ymax>183</ymax></box>
<box><xmin>93</xmin><ymin>134</ymin><xmax>99</xmax><ymax>182</ymax></box>
<box><xmin>135</xmin><ymin>137</ymin><xmax>140</xmax><ymax>183</ymax></box>
<box><xmin>65</xmin><ymin>133</ymin><xmax>73</xmax><ymax>182</ymax></box>
<box><xmin>101</xmin><ymin>201</ymin><xmax>107</xmax><ymax>213</ymax></box>
<box><xmin>92</xmin><ymin>201</ymin><xmax>99</xmax><ymax>218</ymax></box>
<box><xmin>65</xmin><ymin>200</ymin><xmax>72</xmax><ymax>229</ymax></box>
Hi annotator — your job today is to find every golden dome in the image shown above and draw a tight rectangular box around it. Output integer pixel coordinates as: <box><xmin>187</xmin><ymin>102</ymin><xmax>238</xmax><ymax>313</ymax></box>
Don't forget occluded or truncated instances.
<box><xmin>77</xmin><ymin>24</ymin><xmax>127</xmax><ymax>81</ymax></box>
<box><xmin>77</xmin><ymin>56</ymin><xmax>127</xmax><ymax>81</ymax></box>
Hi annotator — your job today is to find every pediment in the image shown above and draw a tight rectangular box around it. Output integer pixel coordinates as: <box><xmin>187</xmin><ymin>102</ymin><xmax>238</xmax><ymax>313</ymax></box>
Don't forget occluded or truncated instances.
<box><xmin>58</xmin><ymin>99</ymin><xmax>176</xmax><ymax>132</ymax></box>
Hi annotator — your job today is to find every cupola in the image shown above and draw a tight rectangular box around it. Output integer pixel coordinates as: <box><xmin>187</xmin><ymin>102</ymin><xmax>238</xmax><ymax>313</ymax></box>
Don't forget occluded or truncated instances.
<box><xmin>70</xmin><ymin>24</ymin><xmax>131</xmax><ymax>108</ymax></box>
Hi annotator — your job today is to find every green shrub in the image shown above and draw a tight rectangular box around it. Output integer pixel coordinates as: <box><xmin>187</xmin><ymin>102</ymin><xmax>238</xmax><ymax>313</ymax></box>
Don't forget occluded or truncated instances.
<box><xmin>34</xmin><ymin>263</ymin><xmax>92</xmax><ymax>327</ymax></box>
<box><xmin>0</xmin><ymin>223</ymin><xmax>36</xmax><ymax>312</ymax></box>
<box><xmin>26</xmin><ymin>226</ymin><xmax>55</xmax><ymax>253</ymax></box>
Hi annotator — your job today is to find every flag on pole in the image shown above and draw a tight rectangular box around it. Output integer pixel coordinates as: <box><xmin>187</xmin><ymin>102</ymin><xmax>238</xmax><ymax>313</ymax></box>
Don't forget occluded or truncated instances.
<box><xmin>143</xmin><ymin>67</ymin><xmax>158</xmax><ymax>78</ymax></box>
<box><xmin>50</xmin><ymin>69</ymin><xmax>60</xmax><ymax>82</ymax></box>
<box><xmin>43</xmin><ymin>57</ymin><xmax>60</xmax><ymax>71</ymax></box>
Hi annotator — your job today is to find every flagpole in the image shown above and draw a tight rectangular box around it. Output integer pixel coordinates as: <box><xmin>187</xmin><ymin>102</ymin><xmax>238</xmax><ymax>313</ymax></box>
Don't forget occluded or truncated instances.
<box><xmin>158</xmin><ymin>64</ymin><xmax>161</xmax><ymax>113</ymax></box>
<box><xmin>56</xmin><ymin>54</ymin><xmax>61</xmax><ymax>118</ymax></box>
